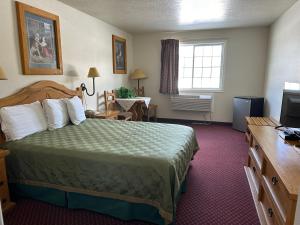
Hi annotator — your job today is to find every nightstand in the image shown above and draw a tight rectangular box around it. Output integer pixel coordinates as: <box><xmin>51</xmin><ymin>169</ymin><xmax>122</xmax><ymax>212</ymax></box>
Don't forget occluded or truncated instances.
<box><xmin>94</xmin><ymin>111</ymin><xmax>119</xmax><ymax>120</ymax></box>
<box><xmin>0</xmin><ymin>150</ymin><xmax>15</xmax><ymax>213</ymax></box>
<box><xmin>85</xmin><ymin>110</ymin><xmax>118</xmax><ymax>120</ymax></box>
<box><xmin>85</xmin><ymin>110</ymin><xmax>132</xmax><ymax>120</ymax></box>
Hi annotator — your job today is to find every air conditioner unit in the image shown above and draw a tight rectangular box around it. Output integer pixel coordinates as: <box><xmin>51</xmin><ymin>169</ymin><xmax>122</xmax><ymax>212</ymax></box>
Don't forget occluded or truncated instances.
<box><xmin>170</xmin><ymin>95</ymin><xmax>213</xmax><ymax>112</ymax></box>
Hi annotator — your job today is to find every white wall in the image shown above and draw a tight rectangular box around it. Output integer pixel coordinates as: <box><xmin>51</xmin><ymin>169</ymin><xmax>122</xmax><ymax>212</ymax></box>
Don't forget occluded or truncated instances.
<box><xmin>264</xmin><ymin>0</ymin><xmax>300</xmax><ymax>121</ymax></box>
<box><xmin>133</xmin><ymin>27</ymin><xmax>269</xmax><ymax>122</ymax></box>
<box><xmin>0</xmin><ymin>0</ymin><xmax>133</xmax><ymax>111</ymax></box>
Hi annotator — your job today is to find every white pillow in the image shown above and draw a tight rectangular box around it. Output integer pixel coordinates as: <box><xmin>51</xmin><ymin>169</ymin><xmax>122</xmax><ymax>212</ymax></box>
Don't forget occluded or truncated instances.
<box><xmin>0</xmin><ymin>101</ymin><xmax>47</xmax><ymax>141</ymax></box>
<box><xmin>65</xmin><ymin>96</ymin><xmax>86</xmax><ymax>125</ymax></box>
<box><xmin>42</xmin><ymin>99</ymin><xmax>70</xmax><ymax>130</ymax></box>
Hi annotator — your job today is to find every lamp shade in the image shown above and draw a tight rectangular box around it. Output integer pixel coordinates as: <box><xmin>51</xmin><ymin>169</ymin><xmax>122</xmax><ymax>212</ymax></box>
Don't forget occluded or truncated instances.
<box><xmin>130</xmin><ymin>69</ymin><xmax>147</xmax><ymax>80</ymax></box>
<box><xmin>88</xmin><ymin>67</ymin><xmax>100</xmax><ymax>78</ymax></box>
<box><xmin>0</xmin><ymin>67</ymin><xmax>7</xmax><ymax>80</ymax></box>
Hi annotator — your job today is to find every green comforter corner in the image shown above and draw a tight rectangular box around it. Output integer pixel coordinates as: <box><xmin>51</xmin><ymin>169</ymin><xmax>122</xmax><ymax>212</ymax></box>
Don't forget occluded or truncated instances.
<box><xmin>3</xmin><ymin>119</ymin><xmax>199</xmax><ymax>223</ymax></box>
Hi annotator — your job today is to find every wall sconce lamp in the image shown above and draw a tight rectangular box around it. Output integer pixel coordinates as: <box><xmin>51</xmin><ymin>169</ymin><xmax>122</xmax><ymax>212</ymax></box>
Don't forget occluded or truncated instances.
<box><xmin>0</xmin><ymin>66</ymin><xmax>7</xmax><ymax>80</ymax></box>
<box><xmin>80</xmin><ymin>67</ymin><xmax>100</xmax><ymax>96</ymax></box>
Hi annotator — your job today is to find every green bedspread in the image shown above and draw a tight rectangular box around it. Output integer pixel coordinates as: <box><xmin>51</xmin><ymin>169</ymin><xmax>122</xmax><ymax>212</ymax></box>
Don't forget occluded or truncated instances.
<box><xmin>2</xmin><ymin>119</ymin><xmax>198</xmax><ymax>224</ymax></box>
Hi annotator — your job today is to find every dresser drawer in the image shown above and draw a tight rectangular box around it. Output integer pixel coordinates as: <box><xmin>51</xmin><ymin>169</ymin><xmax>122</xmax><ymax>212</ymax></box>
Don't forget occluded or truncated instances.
<box><xmin>263</xmin><ymin>161</ymin><xmax>289</xmax><ymax>223</ymax></box>
<box><xmin>249</xmin><ymin>155</ymin><xmax>260</xmax><ymax>193</ymax></box>
<box><xmin>0</xmin><ymin>177</ymin><xmax>6</xmax><ymax>191</ymax></box>
<box><xmin>0</xmin><ymin>158</ymin><xmax>6</xmax><ymax>183</ymax></box>
<box><xmin>250</xmin><ymin>138</ymin><xmax>264</xmax><ymax>169</ymax></box>
<box><xmin>0</xmin><ymin>184</ymin><xmax>9</xmax><ymax>206</ymax></box>
<box><xmin>260</xmin><ymin>187</ymin><xmax>281</xmax><ymax>225</ymax></box>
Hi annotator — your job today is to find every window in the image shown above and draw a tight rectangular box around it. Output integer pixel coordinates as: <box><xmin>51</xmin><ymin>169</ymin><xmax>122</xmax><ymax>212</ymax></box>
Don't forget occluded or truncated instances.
<box><xmin>178</xmin><ymin>41</ymin><xmax>225</xmax><ymax>91</ymax></box>
<box><xmin>285</xmin><ymin>82</ymin><xmax>300</xmax><ymax>91</ymax></box>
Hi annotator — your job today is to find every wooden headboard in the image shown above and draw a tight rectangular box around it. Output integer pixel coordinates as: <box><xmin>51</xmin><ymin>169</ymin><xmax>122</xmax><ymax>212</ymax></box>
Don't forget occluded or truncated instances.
<box><xmin>0</xmin><ymin>80</ymin><xmax>82</xmax><ymax>143</ymax></box>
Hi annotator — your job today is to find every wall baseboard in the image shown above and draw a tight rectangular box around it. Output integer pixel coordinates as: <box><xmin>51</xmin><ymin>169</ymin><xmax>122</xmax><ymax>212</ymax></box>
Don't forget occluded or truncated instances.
<box><xmin>156</xmin><ymin>118</ymin><xmax>232</xmax><ymax>126</ymax></box>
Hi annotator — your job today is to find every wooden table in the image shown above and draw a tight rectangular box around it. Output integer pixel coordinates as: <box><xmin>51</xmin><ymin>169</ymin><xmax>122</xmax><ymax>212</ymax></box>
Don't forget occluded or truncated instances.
<box><xmin>85</xmin><ymin>110</ymin><xmax>119</xmax><ymax>120</ymax></box>
<box><xmin>0</xmin><ymin>150</ymin><xmax>15</xmax><ymax>213</ymax></box>
<box><xmin>245</xmin><ymin>117</ymin><xmax>280</xmax><ymax>142</ymax></box>
<box><xmin>245</xmin><ymin>117</ymin><xmax>280</xmax><ymax>127</ymax></box>
<box><xmin>245</xmin><ymin>125</ymin><xmax>300</xmax><ymax>225</ymax></box>
<box><xmin>94</xmin><ymin>111</ymin><xmax>119</xmax><ymax>120</ymax></box>
<box><xmin>116</xmin><ymin>97</ymin><xmax>151</xmax><ymax>121</ymax></box>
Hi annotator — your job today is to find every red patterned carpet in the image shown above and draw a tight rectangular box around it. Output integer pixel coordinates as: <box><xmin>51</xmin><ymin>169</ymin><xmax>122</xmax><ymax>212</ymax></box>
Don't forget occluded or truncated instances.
<box><xmin>4</xmin><ymin>124</ymin><xmax>259</xmax><ymax>225</ymax></box>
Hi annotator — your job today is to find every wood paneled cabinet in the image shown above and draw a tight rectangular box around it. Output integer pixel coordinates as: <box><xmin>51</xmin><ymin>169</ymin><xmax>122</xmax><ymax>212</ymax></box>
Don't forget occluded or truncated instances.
<box><xmin>0</xmin><ymin>150</ymin><xmax>15</xmax><ymax>213</ymax></box>
<box><xmin>245</xmin><ymin>125</ymin><xmax>300</xmax><ymax>225</ymax></box>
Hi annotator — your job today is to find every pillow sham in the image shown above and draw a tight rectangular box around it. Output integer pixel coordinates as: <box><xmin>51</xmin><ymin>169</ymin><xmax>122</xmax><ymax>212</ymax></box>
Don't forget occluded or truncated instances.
<box><xmin>0</xmin><ymin>101</ymin><xmax>47</xmax><ymax>141</ymax></box>
<box><xmin>42</xmin><ymin>99</ymin><xmax>70</xmax><ymax>130</ymax></box>
<box><xmin>65</xmin><ymin>96</ymin><xmax>86</xmax><ymax>125</ymax></box>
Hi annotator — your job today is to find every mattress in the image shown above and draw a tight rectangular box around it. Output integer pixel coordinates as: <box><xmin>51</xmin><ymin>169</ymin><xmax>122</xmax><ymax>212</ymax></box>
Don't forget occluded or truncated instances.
<box><xmin>2</xmin><ymin>119</ymin><xmax>199</xmax><ymax>224</ymax></box>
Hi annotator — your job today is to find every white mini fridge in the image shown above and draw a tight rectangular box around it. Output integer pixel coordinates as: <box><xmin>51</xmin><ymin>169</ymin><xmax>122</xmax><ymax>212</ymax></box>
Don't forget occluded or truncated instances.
<box><xmin>232</xmin><ymin>96</ymin><xmax>264</xmax><ymax>132</ymax></box>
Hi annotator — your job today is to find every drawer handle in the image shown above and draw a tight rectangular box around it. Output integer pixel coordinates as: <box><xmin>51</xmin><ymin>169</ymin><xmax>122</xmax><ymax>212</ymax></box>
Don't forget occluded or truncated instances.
<box><xmin>254</xmin><ymin>145</ymin><xmax>259</xmax><ymax>151</ymax></box>
<box><xmin>271</xmin><ymin>176</ymin><xmax>278</xmax><ymax>185</ymax></box>
<box><xmin>0</xmin><ymin>181</ymin><xmax>4</xmax><ymax>186</ymax></box>
<box><xmin>252</xmin><ymin>167</ymin><xmax>256</xmax><ymax>173</ymax></box>
<box><xmin>268</xmin><ymin>208</ymin><xmax>273</xmax><ymax>218</ymax></box>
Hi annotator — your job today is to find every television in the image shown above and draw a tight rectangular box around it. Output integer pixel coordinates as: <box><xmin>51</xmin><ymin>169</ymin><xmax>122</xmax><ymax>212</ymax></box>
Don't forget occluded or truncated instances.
<box><xmin>280</xmin><ymin>90</ymin><xmax>300</xmax><ymax>128</ymax></box>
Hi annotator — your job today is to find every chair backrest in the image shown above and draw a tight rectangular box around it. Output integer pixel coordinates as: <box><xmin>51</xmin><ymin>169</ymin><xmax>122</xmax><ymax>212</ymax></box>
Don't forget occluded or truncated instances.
<box><xmin>134</xmin><ymin>86</ymin><xmax>145</xmax><ymax>97</ymax></box>
<box><xmin>104</xmin><ymin>90</ymin><xmax>116</xmax><ymax>111</ymax></box>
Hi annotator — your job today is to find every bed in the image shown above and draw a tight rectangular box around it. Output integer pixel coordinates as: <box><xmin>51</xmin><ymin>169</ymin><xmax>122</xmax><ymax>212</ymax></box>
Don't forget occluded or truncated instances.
<box><xmin>0</xmin><ymin>81</ymin><xmax>199</xmax><ymax>225</ymax></box>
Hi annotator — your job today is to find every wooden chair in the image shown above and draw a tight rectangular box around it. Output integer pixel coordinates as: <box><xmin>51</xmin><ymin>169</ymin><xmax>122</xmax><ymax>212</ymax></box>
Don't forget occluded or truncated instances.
<box><xmin>134</xmin><ymin>87</ymin><xmax>158</xmax><ymax>122</ymax></box>
<box><xmin>98</xmin><ymin>90</ymin><xmax>132</xmax><ymax>121</ymax></box>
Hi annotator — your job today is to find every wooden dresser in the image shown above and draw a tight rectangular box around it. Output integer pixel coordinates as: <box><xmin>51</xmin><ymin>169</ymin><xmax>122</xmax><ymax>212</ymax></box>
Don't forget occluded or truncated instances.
<box><xmin>0</xmin><ymin>150</ymin><xmax>15</xmax><ymax>212</ymax></box>
<box><xmin>245</xmin><ymin>125</ymin><xmax>300</xmax><ymax>225</ymax></box>
<box><xmin>245</xmin><ymin>117</ymin><xmax>280</xmax><ymax>143</ymax></box>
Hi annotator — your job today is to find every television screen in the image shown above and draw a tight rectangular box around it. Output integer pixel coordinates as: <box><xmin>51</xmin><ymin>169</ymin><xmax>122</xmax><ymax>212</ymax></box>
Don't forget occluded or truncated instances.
<box><xmin>280</xmin><ymin>90</ymin><xmax>300</xmax><ymax>128</ymax></box>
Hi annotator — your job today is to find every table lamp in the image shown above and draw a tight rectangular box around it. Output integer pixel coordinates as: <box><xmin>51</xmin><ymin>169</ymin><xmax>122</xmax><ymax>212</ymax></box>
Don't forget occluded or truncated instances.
<box><xmin>0</xmin><ymin>66</ymin><xmax>7</xmax><ymax>80</ymax></box>
<box><xmin>130</xmin><ymin>69</ymin><xmax>147</xmax><ymax>90</ymax></box>
<box><xmin>80</xmin><ymin>67</ymin><xmax>100</xmax><ymax>96</ymax></box>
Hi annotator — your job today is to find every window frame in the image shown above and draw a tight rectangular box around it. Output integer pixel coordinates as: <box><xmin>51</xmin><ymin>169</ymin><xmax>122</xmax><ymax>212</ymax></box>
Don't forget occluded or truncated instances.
<box><xmin>178</xmin><ymin>39</ymin><xmax>226</xmax><ymax>93</ymax></box>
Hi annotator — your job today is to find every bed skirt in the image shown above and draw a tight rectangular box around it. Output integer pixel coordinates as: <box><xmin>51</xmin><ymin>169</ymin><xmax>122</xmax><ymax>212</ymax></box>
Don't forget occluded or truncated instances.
<box><xmin>9</xmin><ymin>180</ymin><xmax>187</xmax><ymax>225</ymax></box>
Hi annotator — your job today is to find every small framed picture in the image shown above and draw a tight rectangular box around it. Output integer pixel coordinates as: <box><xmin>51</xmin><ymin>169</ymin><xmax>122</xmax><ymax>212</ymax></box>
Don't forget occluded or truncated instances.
<box><xmin>112</xmin><ymin>35</ymin><xmax>127</xmax><ymax>74</ymax></box>
<box><xmin>16</xmin><ymin>1</ymin><xmax>63</xmax><ymax>75</ymax></box>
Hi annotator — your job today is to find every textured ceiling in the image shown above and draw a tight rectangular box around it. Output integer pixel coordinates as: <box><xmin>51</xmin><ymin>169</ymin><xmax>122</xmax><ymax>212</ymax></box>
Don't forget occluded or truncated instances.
<box><xmin>59</xmin><ymin>0</ymin><xmax>298</xmax><ymax>33</ymax></box>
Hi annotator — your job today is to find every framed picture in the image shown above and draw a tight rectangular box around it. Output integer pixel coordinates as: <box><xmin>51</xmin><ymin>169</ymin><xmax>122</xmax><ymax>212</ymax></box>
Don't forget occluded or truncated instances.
<box><xmin>112</xmin><ymin>35</ymin><xmax>127</xmax><ymax>74</ymax></box>
<box><xmin>16</xmin><ymin>2</ymin><xmax>63</xmax><ymax>75</ymax></box>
